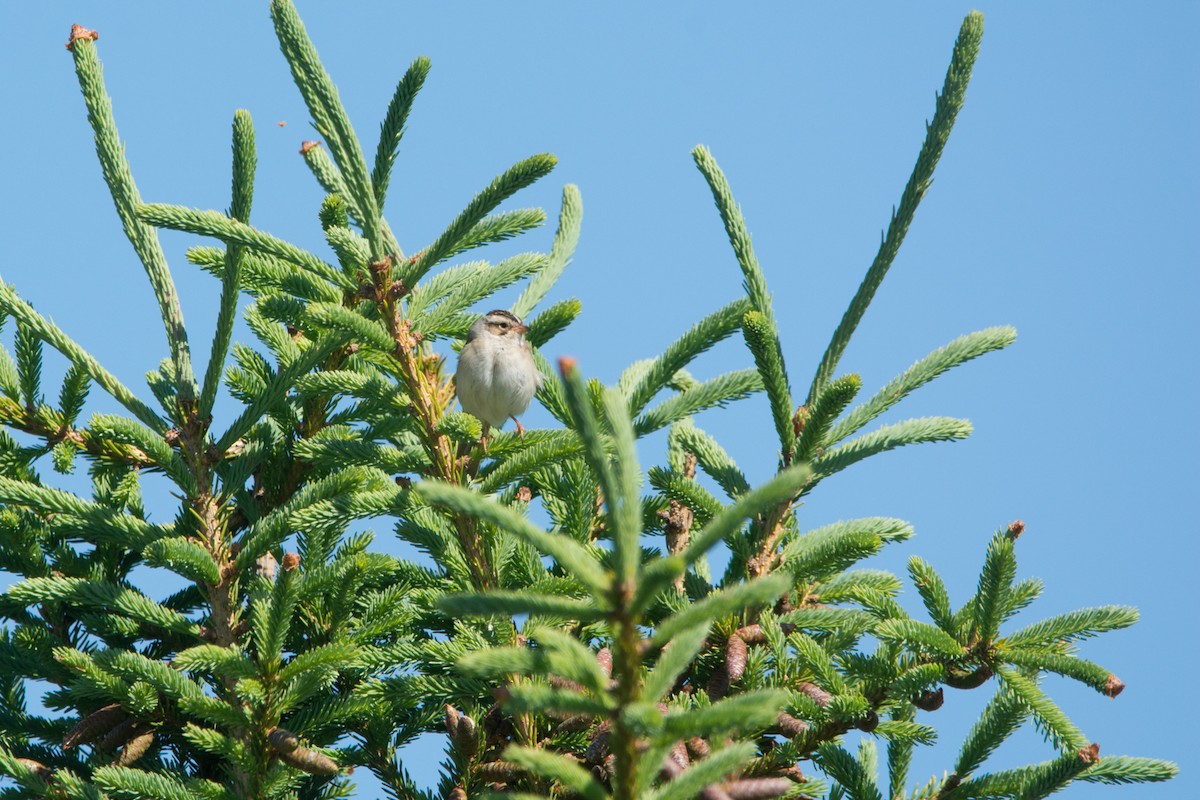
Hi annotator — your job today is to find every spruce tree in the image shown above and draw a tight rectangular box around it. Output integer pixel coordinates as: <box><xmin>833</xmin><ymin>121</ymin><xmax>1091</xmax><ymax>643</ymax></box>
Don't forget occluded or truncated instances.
<box><xmin>0</xmin><ymin>4</ymin><xmax>1177</xmax><ymax>799</ymax></box>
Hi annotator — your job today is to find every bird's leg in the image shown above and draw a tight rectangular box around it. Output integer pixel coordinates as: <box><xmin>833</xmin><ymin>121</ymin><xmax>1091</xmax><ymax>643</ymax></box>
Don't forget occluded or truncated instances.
<box><xmin>511</xmin><ymin>417</ymin><xmax>526</xmax><ymax>440</ymax></box>
<box><xmin>477</xmin><ymin>421</ymin><xmax>492</xmax><ymax>454</ymax></box>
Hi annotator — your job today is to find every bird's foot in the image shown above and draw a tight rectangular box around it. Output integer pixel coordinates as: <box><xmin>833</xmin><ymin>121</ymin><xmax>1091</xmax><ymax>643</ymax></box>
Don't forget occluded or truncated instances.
<box><xmin>511</xmin><ymin>417</ymin><xmax>526</xmax><ymax>439</ymax></box>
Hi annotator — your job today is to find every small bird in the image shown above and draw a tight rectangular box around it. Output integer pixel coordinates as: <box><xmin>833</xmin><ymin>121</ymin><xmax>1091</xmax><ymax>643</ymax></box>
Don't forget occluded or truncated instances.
<box><xmin>455</xmin><ymin>309</ymin><xmax>542</xmax><ymax>443</ymax></box>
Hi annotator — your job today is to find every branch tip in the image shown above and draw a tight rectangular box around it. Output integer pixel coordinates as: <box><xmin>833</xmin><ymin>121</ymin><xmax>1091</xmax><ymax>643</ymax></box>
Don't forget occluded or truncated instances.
<box><xmin>66</xmin><ymin>24</ymin><xmax>98</xmax><ymax>51</ymax></box>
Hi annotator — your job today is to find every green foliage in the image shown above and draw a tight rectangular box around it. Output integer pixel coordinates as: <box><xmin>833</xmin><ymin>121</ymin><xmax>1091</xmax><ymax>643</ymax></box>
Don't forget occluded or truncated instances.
<box><xmin>0</xmin><ymin>8</ymin><xmax>1172</xmax><ymax>800</ymax></box>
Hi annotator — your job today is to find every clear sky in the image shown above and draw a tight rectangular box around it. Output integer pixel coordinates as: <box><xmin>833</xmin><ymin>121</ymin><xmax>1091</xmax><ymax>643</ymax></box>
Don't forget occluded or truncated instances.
<box><xmin>1</xmin><ymin>2</ymin><xmax>1196</xmax><ymax>798</ymax></box>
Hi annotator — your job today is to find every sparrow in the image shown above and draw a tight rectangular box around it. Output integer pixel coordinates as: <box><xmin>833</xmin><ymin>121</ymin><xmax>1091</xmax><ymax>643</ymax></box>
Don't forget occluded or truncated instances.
<box><xmin>455</xmin><ymin>309</ymin><xmax>542</xmax><ymax>442</ymax></box>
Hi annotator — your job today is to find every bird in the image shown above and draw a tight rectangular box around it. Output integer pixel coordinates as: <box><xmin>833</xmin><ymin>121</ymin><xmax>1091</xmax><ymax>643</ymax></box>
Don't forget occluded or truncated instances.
<box><xmin>455</xmin><ymin>309</ymin><xmax>542</xmax><ymax>444</ymax></box>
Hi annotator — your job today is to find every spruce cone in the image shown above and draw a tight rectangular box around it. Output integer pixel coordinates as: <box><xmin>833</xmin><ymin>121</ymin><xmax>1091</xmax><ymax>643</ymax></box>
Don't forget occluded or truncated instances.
<box><xmin>944</xmin><ymin>665</ymin><xmax>993</xmax><ymax>689</ymax></box>
<box><xmin>63</xmin><ymin>703</ymin><xmax>126</xmax><ymax>749</ymax></box>
<box><xmin>707</xmin><ymin>662</ymin><xmax>730</xmax><ymax>700</ymax></box>
<box><xmin>114</xmin><ymin>731</ymin><xmax>154</xmax><ymax>766</ymax></box>
<box><xmin>914</xmin><ymin>688</ymin><xmax>945</xmax><ymax>711</ymax></box>
<box><xmin>725</xmin><ymin>635</ymin><xmax>748</xmax><ymax>683</ymax></box>
<box><xmin>279</xmin><ymin>746</ymin><xmax>339</xmax><ymax>776</ymax></box>
<box><xmin>475</xmin><ymin>760</ymin><xmax>522</xmax><ymax>781</ymax></box>
<box><xmin>775</xmin><ymin>712</ymin><xmax>809</xmax><ymax>738</ymax></box>
<box><xmin>797</xmin><ymin>682</ymin><xmax>832</xmax><ymax>707</ymax></box>
<box><xmin>585</xmin><ymin>724</ymin><xmax>611</xmax><ymax>764</ymax></box>
<box><xmin>735</xmin><ymin>624</ymin><xmax>767</xmax><ymax>645</ymax></box>
<box><xmin>96</xmin><ymin>718</ymin><xmax>143</xmax><ymax>752</ymax></box>
<box><xmin>595</xmin><ymin>647</ymin><xmax>613</xmax><ymax>678</ymax></box>
<box><xmin>725</xmin><ymin>778</ymin><xmax>796</xmax><ymax>799</ymax></box>
<box><xmin>267</xmin><ymin>727</ymin><xmax>301</xmax><ymax>754</ymax></box>
<box><xmin>444</xmin><ymin>705</ymin><xmax>477</xmax><ymax>757</ymax></box>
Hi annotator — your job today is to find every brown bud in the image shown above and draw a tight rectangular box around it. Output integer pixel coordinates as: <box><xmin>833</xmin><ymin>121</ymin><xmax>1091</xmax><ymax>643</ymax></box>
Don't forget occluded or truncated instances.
<box><xmin>163</xmin><ymin>427</ymin><xmax>181</xmax><ymax>446</ymax></box>
<box><xmin>115</xmin><ymin>730</ymin><xmax>154</xmax><ymax>766</ymax></box>
<box><xmin>388</xmin><ymin>279</ymin><xmax>408</xmax><ymax>299</ymax></box>
<box><xmin>792</xmin><ymin>405</ymin><xmax>809</xmax><ymax>437</ymax></box>
<box><xmin>797</xmin><ymin>681</ymin><xmax>832</xmax><ymax>707</ymax></box>
<box><xmin>516</xmin><ymin>486</ymin><xmax>532</xmax><ymax>503</ymax></box>
<box><xmin>1077</xmin><ymin>742</ymin><xmax>1101</xmax><ymax>764</ymax></box>
<box><xmin>725</xmin><ymin>635</ymin><xmax>748</xmax><ymax>683</ymax></box>
<box><xmin>280</xmin><ymin>746</ymin><xmax>339</xmax><ymax>776</ymax></box>
<box><xmin>1006</xmin><ymin>520</ymin><xmax>1026</xmax><ymax>539</ymax></box>
<box><xmin>281</xmin><ymin>552</ymin><xmax>301</xmax><ymax>572</ymax></box>
<box><xmin>63</xmin><ymin>703</ymin><xmax>126</xmax><ymax>749</ymax></box>
<box><xmin>299</xmin><ymin>140</ymin><xmax>323</xmax><ymax>155</ymax></box>
<box><xmin>346</xmin><ymin>342</ymin><xmax>360</xmax><ymax>355</ymax></box>
<box><xmin>277</xmin><ymin>121</ymin><xmax>287</xmax><ymax>127</ymax></box>
<box><xmin>725</xmin><ymin>778</ymin><xmax>796</xmax><ymax>799</ymax></box>
<box><xmin>395</xmin><ymin>476</ymin><xmax>412</xmax><ymax>489</ymax></box>
<box><xmin>448</xmin><ymin>788</ymin><xmax>467</xmax><ymax>800</ymax></box>
<box><xmin>267</xmin><ymin>727</ymin><xmax>300</xmax><ymax>754</ymax></box>
<box><xmin>686</xmin><ymin>737</ymin><xmax>710</xmax><ymax>759</ymax></box>
<box><xmin>66</xmin><ymin>24</ymin><xmax>99</xmax><ymax>51</ymax></box>
<box><xmin>855</xmin><ymin>709</ymin><xmax>879</xmax><ymax>732</ymax></box>
<box><xmin>595</xmin><ymin>647</ymin><xmax>612</xmax><ymax>678</ymax></box>
<box><xmin>914</xmin><ymin>687</ymin><xmax>945</xmax><ymax>711</ymax></box>
<box><xmin>1104</xmin><ymin>674</ymin><xmax>1125</xmax><ymax>698</ymax></box>
<box><xmin>557</xmin><ymin>355</ymin><xmax>578</xmax><ymax>375</ymax></box>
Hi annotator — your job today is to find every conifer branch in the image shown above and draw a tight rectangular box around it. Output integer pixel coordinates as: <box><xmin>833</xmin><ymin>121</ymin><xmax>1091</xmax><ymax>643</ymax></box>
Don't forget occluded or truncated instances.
<box><xmin>202</xmin><ymin>110</ymin><xmax>257</xmax><ymax>420</ymax></box>
<box><xmin>373</xmin><ymin>56</ymin><xmax>432</xmax><ymax>211</ymax></box>
<box><xmin>69</xmin><ymin>37</ymin><xmax>197</xmax><ymax>407</ymax></box>
<box><xmin>0</xmin><ymin>282</ymin><xmax>167</xmax><ymax>431</ymax></box>
<box><xmin>807</xmin><ymin>12</ymin><xmax>984</xmax><ymax>402</ymax></box>
<box><xmin>514</xmin><ymin>185</ymin><xmax>583</xmax><ymax>319</ymax></box>
<box><xmin>271</xmin><ymin>0</ymin><xmax>383</xmax><ymax>257</ymax></box>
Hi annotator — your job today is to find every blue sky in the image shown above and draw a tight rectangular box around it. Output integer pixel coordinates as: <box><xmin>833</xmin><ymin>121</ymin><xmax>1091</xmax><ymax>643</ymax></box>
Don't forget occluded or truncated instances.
<box><xmin>1</xmin><ymin>2</ymin><xmax>1196</xmax><ymax>798</ymax></box>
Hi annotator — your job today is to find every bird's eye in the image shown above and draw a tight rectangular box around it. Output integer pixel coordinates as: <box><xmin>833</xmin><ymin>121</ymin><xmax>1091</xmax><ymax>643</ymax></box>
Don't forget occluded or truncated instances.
<box><xmin>499</xmin><ymin>322</ymin><xmax>509</xmax><ymax>329</ymax></box>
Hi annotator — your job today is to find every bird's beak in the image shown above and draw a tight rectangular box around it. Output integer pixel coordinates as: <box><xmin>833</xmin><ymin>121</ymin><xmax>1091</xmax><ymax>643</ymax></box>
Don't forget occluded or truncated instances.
<box><xmin>514</xmin><ymin>323</ymin><xmax>530</xmax><ymax>335</ymax></box>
